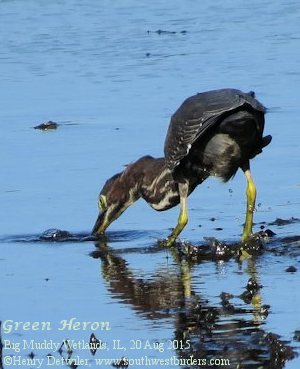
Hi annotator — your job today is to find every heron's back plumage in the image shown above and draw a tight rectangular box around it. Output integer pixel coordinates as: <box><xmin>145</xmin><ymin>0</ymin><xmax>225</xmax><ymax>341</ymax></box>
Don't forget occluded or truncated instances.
<box><xmin>164</xmin><ymin>88</ymin><xmax>267</xmax><ymax>172</ymax></box>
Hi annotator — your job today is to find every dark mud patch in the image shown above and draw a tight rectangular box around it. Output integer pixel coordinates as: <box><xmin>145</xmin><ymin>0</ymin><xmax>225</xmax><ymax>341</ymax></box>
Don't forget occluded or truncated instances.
<box><xmin>157</xmin><ymin>216</ymin><xmax>300</xmax><ymax>262</ymax></box>
<box><xmin>159</xmin><ymin>230</ymin><xmax>275</xmax><ymax>263</ymax></box>
<box><xmin>165</xmin><ymin>232</ymin><xmax>300</xmax><ymax>263</ymax></box>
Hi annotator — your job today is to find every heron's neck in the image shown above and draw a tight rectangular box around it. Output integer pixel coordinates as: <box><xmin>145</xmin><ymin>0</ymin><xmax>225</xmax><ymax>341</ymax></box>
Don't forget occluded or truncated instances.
<box><xmin>123</xmin><ymin>156</ymin><xmax>179</xmax><ymax>209</ymax></box>
<box><xmin>120</xmin><ymin>155</ymin><xmax>166</xmax><ymax>191</ymax></box>
<box><xmin>117</xmin><ymin>155</ymin><xmax>166</xmax><ymax>200</ymax></box>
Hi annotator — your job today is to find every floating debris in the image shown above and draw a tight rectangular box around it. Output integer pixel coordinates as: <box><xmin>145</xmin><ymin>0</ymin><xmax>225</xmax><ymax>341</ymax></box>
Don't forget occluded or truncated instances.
<box><xmin>39</xmin><ymin>228</ymin><xmax>74</xmax><ymax>241</ymax></box>
<box><xmin>147</xmin><ymin>29</ymin><xmax>187</xmax><ymax>35</ymax></box>
<box><xmin>285</xmin><ymin>265</ymin><xmax>297</xmax><ymax>273</ymax></box>
<box><xmin>34</xmin><ymin>121</ymin><xmax>59</xmax><ymax>130</ymax></box>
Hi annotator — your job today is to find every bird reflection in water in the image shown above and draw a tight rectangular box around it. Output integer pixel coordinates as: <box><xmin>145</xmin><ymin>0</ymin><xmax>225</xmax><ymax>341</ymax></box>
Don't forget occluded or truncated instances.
<box><xmin>90</xmin><ymin>238</ymin><xmax>295</xmax><ymax>369</ymax></box>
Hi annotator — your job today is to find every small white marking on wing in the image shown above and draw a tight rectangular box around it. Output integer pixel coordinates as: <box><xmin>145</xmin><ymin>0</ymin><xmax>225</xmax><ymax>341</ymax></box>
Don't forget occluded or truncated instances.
<box><xmin>151</xmin><ymin>190</ymin><xmax>178</xmax><ymax>210</ymax></box>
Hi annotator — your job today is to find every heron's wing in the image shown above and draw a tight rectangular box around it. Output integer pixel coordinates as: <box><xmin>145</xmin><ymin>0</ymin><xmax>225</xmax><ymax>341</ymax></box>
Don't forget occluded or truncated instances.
<box><xmin>164</xmin><ymin>89</ymin><xmax>266</xmax><ymax>170</ymax></box>
<box><xmin>164</xmin><ymin>113</ymin><xmax>220</xmax><ymax>170</ymax></box>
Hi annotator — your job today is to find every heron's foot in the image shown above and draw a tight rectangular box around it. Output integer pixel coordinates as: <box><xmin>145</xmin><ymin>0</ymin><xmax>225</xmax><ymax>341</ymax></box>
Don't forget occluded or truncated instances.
<box><xmin>238</xmin><ymin>230</ymin><xmax>273</xmax><ymax>260</ymax></box>
<box><xmin>166</xmin><ymin>236</ymin><xmax>177</xmax><ymax>247</ymax></box>
<box><xmin>240</xmin><ymin>230</ymin><xmax>261</xmax><ymax>245</ymax></box>
<box><xmin>158</xmin><ymin>234</ymin><xmax>177</xmax><ymax>248</ymax></box>
<box><xmin>159</xmin><ymin>235</ymin><xmax>178</xmax><ymax>248</ymax></box>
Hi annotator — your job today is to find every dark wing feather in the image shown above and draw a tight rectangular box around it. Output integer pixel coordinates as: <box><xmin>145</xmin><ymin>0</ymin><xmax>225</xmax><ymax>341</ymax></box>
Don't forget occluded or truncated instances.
<box><xmin>164</xmin><ymin>88</ymin><xmax>266</xmax><ymax>170</ymax></box>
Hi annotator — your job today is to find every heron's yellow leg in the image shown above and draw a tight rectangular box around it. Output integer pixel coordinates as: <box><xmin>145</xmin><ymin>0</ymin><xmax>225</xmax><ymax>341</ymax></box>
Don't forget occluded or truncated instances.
<box><xmin>166</xmin><ymin>183</ymin><xmax>188</xmax><ymax>247</ymax></box>
<box><xmin>242</xmin><ymin>167</ymin><xmax>257</xmax><ymax>242</ymax></box>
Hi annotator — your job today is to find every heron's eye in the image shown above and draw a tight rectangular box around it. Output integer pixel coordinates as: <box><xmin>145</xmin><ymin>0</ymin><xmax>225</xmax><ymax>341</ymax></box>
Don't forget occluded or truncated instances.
<box><xmin>98</xmin><ymin>195</ymin><xmax>107</xmax><ymax>211</ymax></box>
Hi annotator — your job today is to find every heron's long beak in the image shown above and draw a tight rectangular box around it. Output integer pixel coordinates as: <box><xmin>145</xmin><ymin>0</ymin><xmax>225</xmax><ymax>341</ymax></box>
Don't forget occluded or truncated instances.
<box><xmin>92</xmin><ymin>210</ymin><xmax>108</xmax><ymax>236</ymax></box>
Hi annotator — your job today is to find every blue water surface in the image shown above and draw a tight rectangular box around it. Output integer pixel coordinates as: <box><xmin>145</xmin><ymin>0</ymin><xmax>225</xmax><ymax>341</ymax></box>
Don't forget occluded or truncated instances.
<box><xmin>1</xmin><ymin>1</ymin><xmax>300</xmax><ymax>368</ymax></box>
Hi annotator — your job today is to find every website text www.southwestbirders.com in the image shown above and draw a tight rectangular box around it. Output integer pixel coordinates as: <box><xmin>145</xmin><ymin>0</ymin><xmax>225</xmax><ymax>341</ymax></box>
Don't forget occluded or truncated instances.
<box><xmin>95</xmin><ymin>355</ymin><xmax>230</xmax><ymax>367</ymax></box>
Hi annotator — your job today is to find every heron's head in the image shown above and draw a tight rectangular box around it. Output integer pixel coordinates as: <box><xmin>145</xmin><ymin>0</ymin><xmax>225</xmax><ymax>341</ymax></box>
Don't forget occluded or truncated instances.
<box><xmin>92</xmin><ymin>171</ymin><xmax>138</xmax><ymax>236</ymax></box>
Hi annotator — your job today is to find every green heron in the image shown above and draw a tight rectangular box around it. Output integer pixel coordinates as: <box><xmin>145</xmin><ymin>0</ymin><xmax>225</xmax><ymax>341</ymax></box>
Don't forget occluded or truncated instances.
<box><xmin>92</xmin><ymin>88</ymin><xmax>271</xmax><ymax>246</ymax></box>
